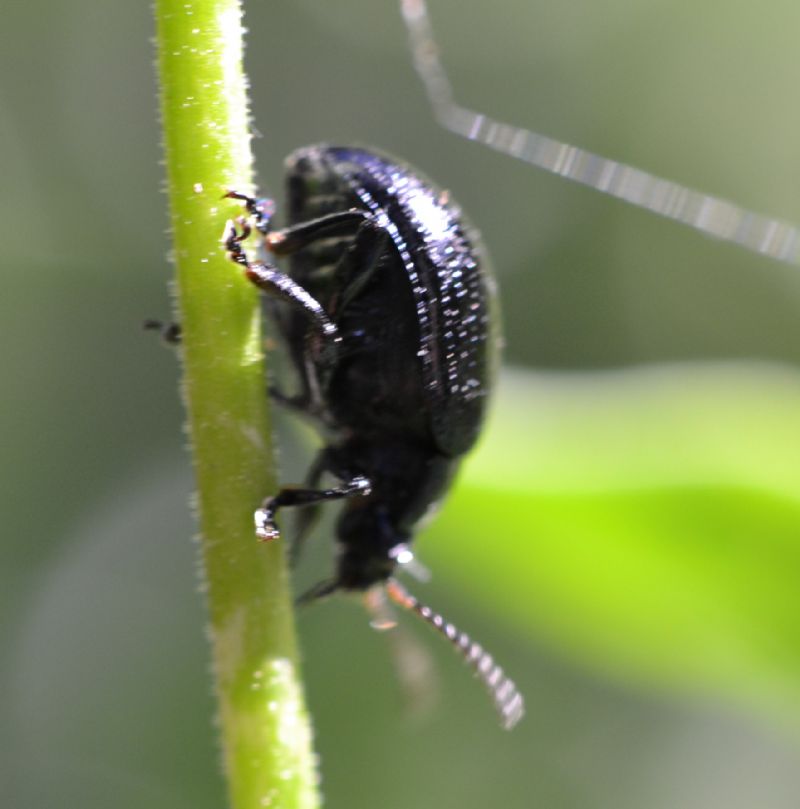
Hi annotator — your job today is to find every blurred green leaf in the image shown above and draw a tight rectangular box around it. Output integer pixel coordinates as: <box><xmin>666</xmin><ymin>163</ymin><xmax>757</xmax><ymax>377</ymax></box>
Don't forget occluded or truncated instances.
<box><xmin>426</xmin><ymin>363</ymin><xmax>800</xmax><ymax>724</ymax></box>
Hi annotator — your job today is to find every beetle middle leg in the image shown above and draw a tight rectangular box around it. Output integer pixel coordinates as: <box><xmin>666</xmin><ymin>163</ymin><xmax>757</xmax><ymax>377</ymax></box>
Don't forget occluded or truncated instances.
<box><xmin>255</xmin><ymin>473</ymin><xmax>371</xmax><ymax>542</ymax></box>
<box><xmin>224</xmin><ymin>218</ymin><xmax>341</xmax><ymax>348</ymax></box>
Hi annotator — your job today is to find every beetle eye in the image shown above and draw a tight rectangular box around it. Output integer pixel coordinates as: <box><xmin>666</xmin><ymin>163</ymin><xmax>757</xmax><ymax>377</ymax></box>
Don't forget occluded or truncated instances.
<box><xmin>385</xmin><ymin>579</ymin><xmax>525</xmax><ymax>730</ymax></box>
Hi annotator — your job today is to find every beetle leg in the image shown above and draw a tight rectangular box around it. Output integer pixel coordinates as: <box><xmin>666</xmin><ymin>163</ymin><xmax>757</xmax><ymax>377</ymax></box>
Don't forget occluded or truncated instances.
<box><xmin>245</xmin><ymin>261</ymin><xmax>341</xmax><ymax>344</ymax></box>
<box><xmin>287</xmin><ymin>451</ymin><xmax>330</xmax><ymax>566</ymax></box>
<box><xmin>222</xmin><ymin>191</ymin><xmax>275</xmax><ymax>234</ymax></box>
<box><xmin>265</xmin><ymin>209</ymin><xmax>372</xmax><ymax>256</ymax></box>
<box><xmin>254</xmin><ymin>474</ymin><xmax>372</xmax><ymax>542</ymax></box>
<box><xmin>269</xmin><ymin>379</ymin><xmax>335</xmax><ymax>427</ymax></box>
<box><xmin>225</xmin><ymin>188</ymin><xmax>371</xmax><ymax>255</ymax></box>
<box><xmin>268</xmin><ymin>384</ymin><xmax>311</xmax><ymax>413</ymax></box>
<box><xmin>223</xmin><ymin>219</ymin><xmax>342</xmax><ymax>353</ymax></box>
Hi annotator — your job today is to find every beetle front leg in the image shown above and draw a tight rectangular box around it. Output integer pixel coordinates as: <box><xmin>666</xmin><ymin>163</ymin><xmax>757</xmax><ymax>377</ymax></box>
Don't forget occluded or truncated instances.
<box><xmin>265</xmin><ymin>209</ymin><xmax>372</xmax><ymax>256</ymax></box>
<box><xmin>255</xmin><ymin>475</ymin><xmax>372</xmax><ymax>542</ymax></box>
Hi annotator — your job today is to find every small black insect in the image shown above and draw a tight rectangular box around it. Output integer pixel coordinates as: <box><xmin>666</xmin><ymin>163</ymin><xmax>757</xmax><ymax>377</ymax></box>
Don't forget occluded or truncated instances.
<box><xmin>224</xmin><ymin>144</ymin><xmax>523</xmax><ymax>729</ymax></box>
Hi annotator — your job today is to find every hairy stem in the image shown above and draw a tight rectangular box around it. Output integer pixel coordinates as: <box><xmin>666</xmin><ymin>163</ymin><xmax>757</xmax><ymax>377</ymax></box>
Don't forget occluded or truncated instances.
<box><xmin>153</xmin><ymin>2</ymin><xmax>320</xmax><ymax>806</ymax></box>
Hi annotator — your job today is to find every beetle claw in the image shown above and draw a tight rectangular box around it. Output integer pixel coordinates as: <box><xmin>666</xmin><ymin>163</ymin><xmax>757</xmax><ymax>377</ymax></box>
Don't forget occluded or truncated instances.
<box><xmin>254</xmin><ymin>507</ymin><xmax>280</xmax><ymax>542</ymax></box>
<box><xmin>222</xmin><ymin>217</ymin><xmax>254</xmax><ymax>265</ymax></box>
<box><xmin>224</xmin><ymin>189</ymin><xmax>275</xmax><ymax>234</ymax></box>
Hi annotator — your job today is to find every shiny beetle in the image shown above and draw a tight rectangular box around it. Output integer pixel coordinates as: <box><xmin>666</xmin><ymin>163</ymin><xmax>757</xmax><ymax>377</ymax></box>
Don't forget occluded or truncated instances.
<box><xmin>224</xmin><ymin>144</ymin><xmax>523</xmax><ymax>729</ymax></box>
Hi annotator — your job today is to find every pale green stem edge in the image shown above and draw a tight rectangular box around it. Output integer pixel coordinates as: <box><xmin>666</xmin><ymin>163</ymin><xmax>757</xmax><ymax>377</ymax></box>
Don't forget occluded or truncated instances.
<box><xmin>153</xmin><ymin>3</ymin><xmax>320</xmax><ymax>807</ymax></box>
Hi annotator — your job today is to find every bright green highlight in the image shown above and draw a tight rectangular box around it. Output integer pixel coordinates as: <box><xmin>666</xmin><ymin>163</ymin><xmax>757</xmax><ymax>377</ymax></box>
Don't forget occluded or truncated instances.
<box><xmin>153</xmin><ymin>2</ymin><xmax>319</xmax><ymax>807</ymax></box>
<box><xmin>427</xmin><ymin>362</ymin><xmax>800</xmax><ymax>727</ymax></box>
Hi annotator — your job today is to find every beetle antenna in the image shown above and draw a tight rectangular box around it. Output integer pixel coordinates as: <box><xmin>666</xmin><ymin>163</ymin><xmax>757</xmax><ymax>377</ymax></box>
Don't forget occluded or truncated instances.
<box><xmin>385</xmin><ymin>578</ymin><xmax>524</xmax><ymax>730</ymax></box>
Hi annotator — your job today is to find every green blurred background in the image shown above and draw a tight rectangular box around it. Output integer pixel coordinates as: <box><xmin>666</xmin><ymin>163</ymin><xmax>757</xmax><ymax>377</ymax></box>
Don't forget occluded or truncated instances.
<box><xmin>4</xmin><ymin>1</ymin><xmax>800</xmax><ymax>807</ymax></box>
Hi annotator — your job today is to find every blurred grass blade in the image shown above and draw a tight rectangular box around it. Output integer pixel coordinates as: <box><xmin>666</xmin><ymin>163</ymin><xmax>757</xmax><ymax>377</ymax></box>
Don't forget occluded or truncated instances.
<box><xmin>400</xmin><ymin>0</ymin><xmax>800</xmax><ymax>265</ymax></box>
<box><xmin>154</xmin><ymin>2</ymin><xmax>319</xmax><ymax>806</ymax></box>
<box><xmin>427</xmin><ymin>363</ymin><xmax>800</xmax><ymax>725</ymax></box>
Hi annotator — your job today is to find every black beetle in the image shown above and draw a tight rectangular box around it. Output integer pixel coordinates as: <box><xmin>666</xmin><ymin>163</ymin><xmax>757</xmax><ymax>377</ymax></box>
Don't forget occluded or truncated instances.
<box><xmin>224</xmin><ymin>144</ymin><xmax>523</xmax><ymax>729</ymax></box>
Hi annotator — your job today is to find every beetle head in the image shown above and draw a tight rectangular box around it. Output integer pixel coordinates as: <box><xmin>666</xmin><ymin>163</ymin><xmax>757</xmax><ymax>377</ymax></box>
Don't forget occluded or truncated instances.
<box><xmin>334</xmin><ymin>505</ymin><xmax>411</xmax><ymax>590</ymax></box>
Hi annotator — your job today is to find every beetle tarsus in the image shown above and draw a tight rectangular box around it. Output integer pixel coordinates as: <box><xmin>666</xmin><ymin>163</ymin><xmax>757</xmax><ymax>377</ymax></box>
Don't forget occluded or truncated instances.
<box><xmin>222</xmin><ymin>217</ymin><xmax>252</xmax><ymax>266</ymax></box>
<box><xmin>254</xmin><ymin>506</ymin><xmax>281</xmax><ymax>542</ymax></box>
<box><xmin>223</xmin><ymin>190</ymin><xmax>275</xmax><ymax>234</ymax></box>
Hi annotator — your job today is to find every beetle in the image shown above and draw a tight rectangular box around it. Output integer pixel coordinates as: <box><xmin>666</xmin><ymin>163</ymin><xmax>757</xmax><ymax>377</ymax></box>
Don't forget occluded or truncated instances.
<box><xmin>223</xmin><ymin>144</ymin><xmax>523</xmax><ymax>730</ymax></box>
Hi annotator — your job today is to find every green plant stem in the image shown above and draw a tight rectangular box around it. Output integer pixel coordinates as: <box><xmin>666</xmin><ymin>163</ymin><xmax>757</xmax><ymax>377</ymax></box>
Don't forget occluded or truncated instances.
<box><xmin>153</xmin><ymin>2</ymin><xmax>319</xmax><ymax>807</ymax></box>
